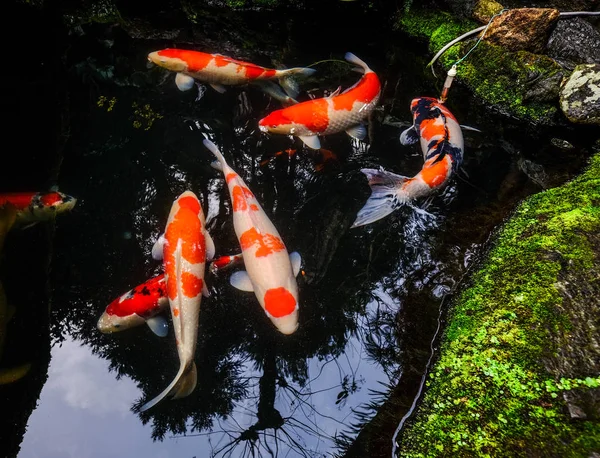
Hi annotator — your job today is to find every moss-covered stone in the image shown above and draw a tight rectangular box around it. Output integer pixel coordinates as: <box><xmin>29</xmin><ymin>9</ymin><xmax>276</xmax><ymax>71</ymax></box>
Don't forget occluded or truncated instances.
<box><xmin>395</xmin><ymin>8</ymin><xmax>563</xmax><ymax>125</ymax></box>
<box><xmin>395</xmin><ymin>153</ymin><xmax>600</xmax><ymax>457</ymax></box>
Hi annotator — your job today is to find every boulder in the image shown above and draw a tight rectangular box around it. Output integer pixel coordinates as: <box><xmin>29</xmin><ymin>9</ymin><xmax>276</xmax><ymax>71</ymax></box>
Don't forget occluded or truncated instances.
<box><xmin>547</xmin><ymin>17</ymin><xmax>600</xmax><ymax>71</ymax></box>
<box><xmin>483</xmin><ymin>8</ymin><xmax>560</xmax><ymax>54</ymax></box>
<box><xmin>559</xmin><ymin>63</ymin><xmax>600</xmax><ymax>125</ymax></box>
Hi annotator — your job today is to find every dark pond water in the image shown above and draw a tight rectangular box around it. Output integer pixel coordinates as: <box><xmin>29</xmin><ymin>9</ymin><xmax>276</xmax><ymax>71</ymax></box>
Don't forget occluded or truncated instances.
<box><xmin>3</xmin><ymin>3</ymin><xmax>598</xmax><ymax>458</ymax></box>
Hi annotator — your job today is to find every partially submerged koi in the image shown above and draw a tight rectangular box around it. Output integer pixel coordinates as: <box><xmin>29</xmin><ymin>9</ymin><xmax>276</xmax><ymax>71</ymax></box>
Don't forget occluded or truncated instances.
<box><xmin>97</xmin><ymin>274</ymin><xmax>169</xmax><ymax>337</ymax></box>
<box><xmin>352</xmin><ymin>97</ymin><xmax>465</xmax><ymax>227</ymax></box>
<box><xmin>0</xmin><ymin>191</ymin><xmax>76</xmax><ymax>228</ymax></box>
<box><xmin>147</xmin><ymin>48</ymin><xmax>316</xmax><ymax>105</ymax></box>
<box><xmin>139</xmin><ymin>191</ymin><xmax>215</xmax><ymax>411</ymax></box>
<box><xmin>258</xmin><ymin>52</ymin><xmax>381</xmax><ymax>150</ymax></box>
<box><xmin>209</xmin><ymin>253</ymin><xmax>244</xmax><ymax>275</ymax></box>
<box><xmin>203</xmin><ymin>139</ymin><xmax>301</xmax><ymax>335</ymax></box>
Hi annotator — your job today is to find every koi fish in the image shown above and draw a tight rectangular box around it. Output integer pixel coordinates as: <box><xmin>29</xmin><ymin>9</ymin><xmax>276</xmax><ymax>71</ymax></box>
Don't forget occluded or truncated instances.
<box><xmin>97</xmin><ymin>274</ymin><xmax>169</xmax><ymax>336</ymax></box>
<box><xmin>259</xmin><ymin>148</ymin><xmax>297</xmax><ymax>167</ymax></box>
<box><xmin>203</xmin><ymin>139</ymin><xmax>301</xmax><ymax>335</ymax></box>
<box><xmin>209</xmin><ymin>253</ymin><xmax>244</xmax><ymax>275</ymax></box>
<box><xmin>258</xmin><ymin>52</ymin><xmax>381</xmax><ymax>150</ymax></box>
<box><xmin>147</xmin><ymin>48</ymin><xmax>316</xmax><ymax>105</ymax></box>
<box><xmin>139</xmin><ymin>191</ymin><xmax>215</xmax><ymax>412</ymax></box>
<box><xmin>0</xmin><ymin>191</ymin><xmax>77</xmax><ymax>228</ymax></box>
<box><xmin>352</xmin><ymin>97</ymin><xmax>464</xmax><ymax>227</ymax></box>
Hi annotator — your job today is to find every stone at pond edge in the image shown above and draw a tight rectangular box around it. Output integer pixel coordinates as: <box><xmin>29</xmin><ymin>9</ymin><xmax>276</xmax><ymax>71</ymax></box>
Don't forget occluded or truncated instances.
<box><xmin>483</xmin><ymin>8</ymin><xmax>560</xmax><ymax>54</ymax></box>
<box><xmin>472</xmin><ymin>0</ymin><xmax>504</xmax><ymax>24</ymax></box>
<box><xmin>559</xmin><ymin>64</ymin><xmax>600</xmax><ymax>126</ymax></box>
<box><xmin>547</xmin><ymin>18</ymin><xmax>600</xmax><ymax>72</ymax></box>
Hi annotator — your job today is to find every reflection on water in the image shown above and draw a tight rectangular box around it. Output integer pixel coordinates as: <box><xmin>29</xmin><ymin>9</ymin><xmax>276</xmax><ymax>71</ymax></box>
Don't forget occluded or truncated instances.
<box><xmin>5</xmin><ymin>6</ymin><xmax>598</xmax><ymax>458</ymax></box>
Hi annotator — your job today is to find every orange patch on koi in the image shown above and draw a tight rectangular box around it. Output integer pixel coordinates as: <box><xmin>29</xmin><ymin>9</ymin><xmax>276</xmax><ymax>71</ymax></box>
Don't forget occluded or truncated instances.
<box><xmin>250</xmin><ymin>204</ymin><xmax>259</xmax><ymax>211</ymax></box>
<box><xmin>225</xmin><ymin>173</ymin><xmax>237</xmax><ymax>183</ymax></box>
<box><xmin>332</xmin><ymin>73</ymin><xmax>380</xmax><ymax>111</ymax></box>
<box><xmin>232</xmin><ymin>186</ymin><xmax>255</xmax><ymax>212</ymax></box>
<box><xmin>421</xmin><ymin>156</ymin><xmax>451</xmax><ymax>187</ymax></box>
<box><xmin>264</xmin><ymin>287</ymin><xmax>296</xmax><ymax>318</ymax></box>
<box><xmin>420</xmin><ymin>118</ymin><xmax>445</xmax><ymax>140</ymax></box>
<box><xmin>240</xmin><ymin>227</ymin><xmax>286</xmax><ymax>257</ymax></box>
<box><xmin>181</xmin><ymin>271</ymin><xmax>203</xmax><ymax>298</ymax></box>
<box><xmin>173</xmin><ymin>308</ymin><xmax>180</xmax><ymax>317</ymax></box>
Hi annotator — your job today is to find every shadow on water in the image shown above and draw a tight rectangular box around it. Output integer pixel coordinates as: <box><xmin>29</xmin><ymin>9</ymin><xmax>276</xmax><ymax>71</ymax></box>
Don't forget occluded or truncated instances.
<box><xmin>3</xmin><ymin>2</ymin><xmax>599</xmax><ymax>458</ymax></box>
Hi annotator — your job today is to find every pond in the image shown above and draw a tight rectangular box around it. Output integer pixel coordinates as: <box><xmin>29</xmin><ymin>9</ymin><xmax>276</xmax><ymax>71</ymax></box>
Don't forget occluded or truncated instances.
<box><xmin>3</xmin><ymin>3</ymin><xmax>598</xmax><ymax>458</ymax></box>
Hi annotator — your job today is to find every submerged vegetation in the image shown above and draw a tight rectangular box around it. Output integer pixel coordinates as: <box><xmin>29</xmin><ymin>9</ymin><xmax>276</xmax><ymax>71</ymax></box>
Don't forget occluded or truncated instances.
<box><xmin>395</xmin><ymin>153</ymin><xmax>600</xmax><ymax>456</ymax></box>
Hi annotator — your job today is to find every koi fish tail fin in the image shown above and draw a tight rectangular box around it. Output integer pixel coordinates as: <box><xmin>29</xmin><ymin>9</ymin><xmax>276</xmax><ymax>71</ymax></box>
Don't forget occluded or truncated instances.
<box><xmin>351</xmin><ymin>168</ymin><xmax>411</xmax><ymax>228</ymax></box>
<box><xmin>203</xmin><ymin>139</ymin><xmax>227</xmax><ymax>172</ymax></box>
<box><xmin>138</xmin><ymin>360</ymin><xmax>196</xmax><ymax>412</ymax></box>
<box><xmin>344</xmin><ymin>52</ymin><xmax>369</xmax><ymax>73</ymax></box>
<box><xmin>172</xmin><ymin>362</ymin><xmax>197</xmax><ymax>399</ymax></box>
<box><xmin>276</xmin><ymin>67</ymin><xmax>317</xmax><ymax>99</ymax></box>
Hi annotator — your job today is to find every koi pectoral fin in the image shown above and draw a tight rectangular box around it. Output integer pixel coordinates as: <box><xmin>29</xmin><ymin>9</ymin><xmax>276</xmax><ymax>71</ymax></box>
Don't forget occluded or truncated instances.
<box><xmin>146</xmin><ymin>316</ymin><xmax>168</xmax><ymax>337</ymax></box>
<box><xmin>205</xmin><ymin>231</ymin><xmax>216</xmax><ymax>261</ymax></box>
<box><xmin>152</xmin><ymin>234</ymin><xmax>165</xmax><ymax>260</ymax></box>
<box><xmin>351</xmin><ymin>168</ymin><xmax>410</xmax><ymax>228</ymax></box>
<box><xmin>289</xmin><ymin>251</ymin><xmax>302</xmax><ymax>277</ymax></box>
<box><xmin>346</xmin><ymin>124</ymin><xmax>367</xmax><ymax>141</ymax></box>
<box><xmin>210</xmin><ymin>83</ymin><xmax>227</xmax><ymax>94</ymax></box>
<box><xmin>298</xmin><ymin>135</ymin><xmax>321</xmax><ymax>150</ymax></box>
<box><xmin>175</xmin><ymin>73</ymin><xmax>195</xmax><ymax>91</ymax></box>
<box><xmin>230</xmin><ymin>271</ymin><xmax>254</xmax><ymax>292</ymax></box>
<box><xmin>399</xmin><ymin>126</ymin><xmax>419</xmax><ymax>145</ymax></box>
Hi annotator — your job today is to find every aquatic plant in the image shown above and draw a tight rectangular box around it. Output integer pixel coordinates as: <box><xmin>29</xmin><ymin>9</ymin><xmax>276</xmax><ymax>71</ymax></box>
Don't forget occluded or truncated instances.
<box><xmin>395</xmin><ymin>153</ymin><xmax>600</xmax><ymax>456</ymax></box>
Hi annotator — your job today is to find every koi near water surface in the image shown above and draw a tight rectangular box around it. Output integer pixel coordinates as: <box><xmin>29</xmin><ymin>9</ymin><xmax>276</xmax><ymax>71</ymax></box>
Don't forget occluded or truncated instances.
<box><xmin>204</xmin><ymin>139</ymin><xmax>301</xmax><ymax>335</ymax></box>
<box><xmin>0</xmin><ymin>191</ymin><xmax>76</xmax><ymax>228</ymax></box>
<box><xmin>352</xmin><ymin>97</ymin><xmax>465</xmax><ymax>227</ymax></box>
<box><xmin>148</xmin><ymin>48</ymin><xmax>316</xmax><ymax>105</ymax></box>
<box><xmin>258</xmin><ymin>52</ymin><xmax>381</xmax><ymax>150</ymax></box>
<box><xmin>139</xmin><ymin>191</ymin><xmax>215</xmax><ymax>412</ymax></box>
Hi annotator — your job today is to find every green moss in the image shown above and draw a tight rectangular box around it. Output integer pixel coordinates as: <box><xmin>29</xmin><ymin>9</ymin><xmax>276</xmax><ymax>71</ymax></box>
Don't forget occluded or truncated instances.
<box><xmin>396</xmin><ymin>154</ymin><xmax>600</xmax><ymax>457</ymax></box>
<box><xmin>394</xmin><ymin>8</ymin><xmax>562</xmax><ymax>124</ymax></box>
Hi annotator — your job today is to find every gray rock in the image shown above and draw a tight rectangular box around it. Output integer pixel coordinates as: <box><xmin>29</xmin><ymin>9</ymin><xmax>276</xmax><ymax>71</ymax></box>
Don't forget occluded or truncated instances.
<box><xmin>559</xmin><ymin>63</ymin><xmax>600</xmax><ymax>125</ymax></box>
<box><xmin>547</xmin><ymin>18</ymin><xmax>600</xmax><ymax>71</ymax></box>
<box><xmin>524</xmin><ymin>70</ymin><xmax>565</xmax><ymax>102</ymax></box>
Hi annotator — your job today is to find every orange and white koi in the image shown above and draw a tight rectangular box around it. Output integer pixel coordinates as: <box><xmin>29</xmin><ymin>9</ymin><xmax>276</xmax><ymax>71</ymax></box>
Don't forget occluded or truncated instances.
<box><xmin>352</xmin><ymin>97</ymin><xmax>465</xmax><ymax>227</ymax></box>
<box><xmin>139</xmin><ymin>191</ymin><xmax>215</xmax><ymax>411</ymax></box>
<box><xmin>147</xmin><ymin>48</ymin><xmax>316</xmax><ymax>105</ymax></box>
<box><xmin>203</xmin><ymin>139</ymin><xmax>301</xmax><ymax>335</ymax></box>
<box><xmin>0</xmin><ymin>191</ymin><xmax>76</xmax><ymax>228</ymax></box>
<box><xmin>258</xmin><ymin>52</ymin><xmax>381</xmax><ymax>150</ymax></box>
<box><xmin>97</xmin><ymin>274</ymin><xmax>169</xmax><ymax>336</ymax></box>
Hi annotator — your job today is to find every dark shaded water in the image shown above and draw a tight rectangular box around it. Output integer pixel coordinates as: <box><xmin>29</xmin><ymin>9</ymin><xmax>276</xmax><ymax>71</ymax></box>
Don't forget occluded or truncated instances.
<box><xmin>2</xmin><ymin>3</ymin><xmax>598</xmax><ymax>458</ymax></box>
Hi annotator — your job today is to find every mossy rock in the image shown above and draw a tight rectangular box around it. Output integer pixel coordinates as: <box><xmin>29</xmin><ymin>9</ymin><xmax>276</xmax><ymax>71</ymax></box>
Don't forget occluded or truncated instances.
<box><xmin>395</xmin><ymin>153</ymin><xmax>600</xmax><ymax>457</ymax></box>
<box><xmin>395</xmin><ymin>8</ymin><xmax>563</xmax><ymax>125</ymax></box>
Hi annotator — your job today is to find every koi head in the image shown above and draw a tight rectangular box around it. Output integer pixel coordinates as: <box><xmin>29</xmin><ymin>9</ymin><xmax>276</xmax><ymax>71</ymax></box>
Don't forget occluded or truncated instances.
<box><xmin>261</xmin><ymin>283</ymin><xmax>299</xmax><ymax>335</ymax></box>
<box><xmin>148</xmin><ymin>49</ymin><xmax>188</xmax><ymax>72</ymax></box>
<box><xmin>33</xmin><ymin>192</ymin><xmax>77</xmax><ymax>214</ymax></box>
<box><xmin>258</xmin><ymin>110</ymin><xmax>297</xmax><ymax>135</ymax></box>
<box><xmin>97</xmin><ymin>305</ymin><xmax>146</xmax><ymax>333</ymax></box>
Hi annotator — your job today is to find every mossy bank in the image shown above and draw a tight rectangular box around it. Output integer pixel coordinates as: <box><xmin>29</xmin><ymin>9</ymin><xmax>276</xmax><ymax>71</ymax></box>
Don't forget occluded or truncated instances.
<box><xmin>394</xmin><ymin>152</ymin><xmax>600</xmax><ymax>456</ymax></box>
<box><xmin>395</xmin><ymin>8</ymin><xmax>563</xmax><ymax>125</ymax></box>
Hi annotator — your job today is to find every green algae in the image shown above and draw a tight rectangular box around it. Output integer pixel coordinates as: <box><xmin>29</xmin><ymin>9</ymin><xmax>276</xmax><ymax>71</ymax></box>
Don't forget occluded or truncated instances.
<box><xmin>395</xmin><ymin>154</ymin><xmax>600</xmax><ymax>457</ymax></box>
<box><xmin>395</xmin><ymin>8</ymin><xmax>562</xmax><ymax>124</ymax></box>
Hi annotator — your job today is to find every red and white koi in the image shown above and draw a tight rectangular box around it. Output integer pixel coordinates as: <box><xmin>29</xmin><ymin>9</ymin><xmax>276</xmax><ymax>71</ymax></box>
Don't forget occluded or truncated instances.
<box><xmin>139</xmin><ymin>191</ymin><xmax>215</xmax><ymax>412</ymax></box>
<box><xmin>352</xmin><ymin>97</ymin><xmax>465</xmax><ymax>227</ymax></box>
<box><xmin>0</xmin><ymin>191</ymin><xmax>77</xmax><ymax>228</ymax></box>
<box><xmin>147</xmin><ymin>48</ymin><xmax>316</xmax><ymax>105</ymax></box>
<box><xmin>258</xmin><ymin>52</ymin><xmax>381</xmax><ymax>150</ymax></box>
<box><xmin>97</xmin><ymin>274</ymin><xmax>169</xmax><ymax>336</ymax></box>
<box><xmin>209</xmin><ymin>253</ymin><xmax>244</xmax><ymax>275</ymax></box>
<box><xmin>203</xmin><ymin>139</ymin><xmax>301</xmax><ymax>335</ymax></box>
